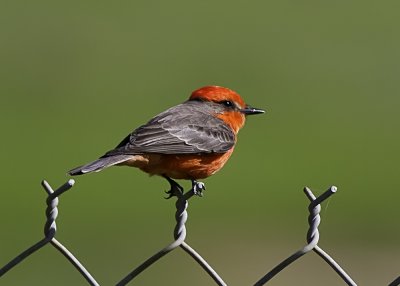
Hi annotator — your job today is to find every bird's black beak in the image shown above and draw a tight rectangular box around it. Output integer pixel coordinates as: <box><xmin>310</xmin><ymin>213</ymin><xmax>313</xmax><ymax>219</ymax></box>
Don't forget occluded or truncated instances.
<box><xmin>240</xmin><ymin>105</ymin><xmax>265</xmax><ymax>115</ymax></box>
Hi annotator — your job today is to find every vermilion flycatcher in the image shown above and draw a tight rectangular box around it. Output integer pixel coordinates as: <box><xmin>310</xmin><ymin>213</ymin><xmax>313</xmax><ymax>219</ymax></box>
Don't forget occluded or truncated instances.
<box><xmin>68</xmin><ymin>86</ymin><xmax>264</xmax><ymax>196</ymax></box>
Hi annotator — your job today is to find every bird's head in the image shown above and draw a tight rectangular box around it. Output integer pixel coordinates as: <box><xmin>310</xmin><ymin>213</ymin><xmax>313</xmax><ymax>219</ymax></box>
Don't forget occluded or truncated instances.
<box><xmin>189</xmin><ymin>86</ymin><xmax>265</xmax><ymax>133</ymax></box>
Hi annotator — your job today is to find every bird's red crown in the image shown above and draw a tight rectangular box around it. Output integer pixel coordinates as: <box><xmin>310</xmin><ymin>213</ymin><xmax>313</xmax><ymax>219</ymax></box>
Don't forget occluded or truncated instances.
<box><xmin>189</xmin><ymin>86</ymin><xmax>246</xmax><ymax>109</ymax></box>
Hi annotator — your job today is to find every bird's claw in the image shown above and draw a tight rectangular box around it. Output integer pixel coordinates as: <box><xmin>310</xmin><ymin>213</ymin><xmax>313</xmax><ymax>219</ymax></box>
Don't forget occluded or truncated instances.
<box><xmin>164</xmin><ymin>176</ymin><xmax>184</xmax><ymax>199</ymax></box>
<box><xmin>163</xmin><ymin>176</ymin><xmax>205</xmax><ymax>199</ymax></box>
<box><xmin>192</xmin><ymin>180</ymin><xmax>206</xmax><ymax>197</ymax></box>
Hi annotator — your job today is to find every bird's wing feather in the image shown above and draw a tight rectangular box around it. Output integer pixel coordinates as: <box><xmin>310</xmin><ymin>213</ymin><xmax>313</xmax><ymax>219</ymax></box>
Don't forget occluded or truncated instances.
<box><xmin>105</xmin><ymin>101</ymin><xmax>235</xmax><ymax>156</ymax></box>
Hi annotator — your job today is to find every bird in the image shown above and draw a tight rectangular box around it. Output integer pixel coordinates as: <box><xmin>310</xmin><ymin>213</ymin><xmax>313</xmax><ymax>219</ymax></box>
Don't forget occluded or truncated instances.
<box><xmin>68</xmin><ymin>86</ymin><xmax>265</xmax><ymax>197</ymax></box>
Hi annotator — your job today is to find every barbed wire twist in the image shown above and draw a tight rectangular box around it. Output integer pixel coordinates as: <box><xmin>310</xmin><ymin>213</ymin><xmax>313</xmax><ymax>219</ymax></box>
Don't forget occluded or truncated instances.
<box><xmin>117</xmin><ymin>182</ymin><xmax>226</xmax><ymax>286</ymax></box>
<box><xmin>0</xmin><ymin>179</ymin><xmax>99</xmax><ymax>286</ymax></box>
<box><xmin>254</xmin><ymin>186</ymin><xmax>357</xmax><ymax>286</ymax></box>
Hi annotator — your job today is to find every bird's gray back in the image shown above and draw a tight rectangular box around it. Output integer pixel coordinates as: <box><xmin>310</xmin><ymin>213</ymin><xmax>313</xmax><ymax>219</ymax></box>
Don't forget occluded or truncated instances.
<box><xmin>104</xmin><ymin>100</ymin><xmax>236</xmax><ymax>157</ymax></box>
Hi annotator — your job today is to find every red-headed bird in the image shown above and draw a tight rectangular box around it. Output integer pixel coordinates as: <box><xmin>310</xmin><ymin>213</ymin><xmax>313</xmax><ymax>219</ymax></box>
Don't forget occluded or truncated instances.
<box><xmin>68</xmin><ymin>86</ymin><xmax>265</xmax><ymax>196</ymax></box>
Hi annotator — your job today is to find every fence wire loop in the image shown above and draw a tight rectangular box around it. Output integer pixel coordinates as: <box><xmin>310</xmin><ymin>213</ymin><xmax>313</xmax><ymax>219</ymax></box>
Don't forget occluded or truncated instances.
<box><xmin>2</xmin><ymin>180</ymin><xmax>399</xmax><ymax>285</ymax></box>
<box><xmin>254</xmin><ymin>186</ymin><xmax>357</xmax><ymax>286</ymax></box>
<box><xmin>117</xmin><ymin>182</ymin><xmax>227</xmax><ymax>286</ymax></box>
<box><xmin>0</xmin><ymin>179</ymin><xmax>99</xmax><ymax>286</ymax></box>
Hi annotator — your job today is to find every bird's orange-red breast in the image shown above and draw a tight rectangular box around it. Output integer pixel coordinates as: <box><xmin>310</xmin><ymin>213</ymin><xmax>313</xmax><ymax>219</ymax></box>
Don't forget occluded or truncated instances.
<box><xmin>68</xmin><ymin>86</ymin><xmax>265</xmax><ymax>191</ymax></box>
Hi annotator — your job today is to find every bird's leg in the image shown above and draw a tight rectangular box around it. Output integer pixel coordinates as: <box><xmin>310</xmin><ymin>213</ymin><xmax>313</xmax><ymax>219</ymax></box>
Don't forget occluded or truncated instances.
<box><xmin>191</xmin><ymin>179</ymin><xmax>206</xmax><ymax>197</ymax></box>
<box><xmin>163</xmin><ymin>175</ymin><xmax>184</xmax><ymax>199</ymax></box>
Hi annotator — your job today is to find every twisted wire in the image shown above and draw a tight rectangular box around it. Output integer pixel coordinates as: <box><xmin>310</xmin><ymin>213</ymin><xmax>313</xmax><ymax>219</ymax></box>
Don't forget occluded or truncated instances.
<box><xmin>43</xmin><ymin>180</ymin><xmax>62</xmax><ymax>239</ymax></box>
<box><xmin>176</xmin><ymin>190</ymin><xmax>226</xmax><ymax>285</ymax></box>
<box><xmin>305</xmin><ymin>187</ymin><xmax>356</xmax><ymax>285</ymax></box>
<box><xmin>0</xmin><ymin>180</ymin><xmax>99</xmax><ymax>286</ymax></box>
<box><xmin>42</xmin><ymin>180</ymin><xmax>99</xmax><ymax>286</ymax></box>
<box><xmin>254</xmin><ymin>186</ymin><xmax>357</xmax><ymax>286</ymax></box>
<box><xmin>305</xmin><ymin>187</ymin><xmax>321</xmax><ymax>249</ymax></box>
<box><xmin>174</xmin><ymin>190</ymin><xmax>191</xmax><ymax>240</ymax></box>
<box><xmin>2</xmin><ymin>180</ymin><xmax>381</xmax><ymax>286</ymax></box>
<box><xmin>117</xmin><ymin>186</ymin><xmax>226</xmax><ymax>286</ymax></box>
<box><xmin>116</xmin><ymin>188</ymin><xmax>190</xmax><ymax>285</ymax></box>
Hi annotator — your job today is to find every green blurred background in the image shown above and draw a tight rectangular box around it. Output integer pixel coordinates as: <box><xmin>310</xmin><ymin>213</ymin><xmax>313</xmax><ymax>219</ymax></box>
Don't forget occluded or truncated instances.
<box><xmin>1</xmin><ymin>1</ymin><xmax>399</xmax><ymax>285</ymax></box>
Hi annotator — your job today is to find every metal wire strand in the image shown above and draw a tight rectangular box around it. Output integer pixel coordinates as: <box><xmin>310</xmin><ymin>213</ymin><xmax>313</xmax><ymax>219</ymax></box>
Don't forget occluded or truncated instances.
<box><xmin>116</xmin><ymin>186</ymin><xmax>226</xmax><ymax>286</ymax></box>
<box><xmin>389</xmin><ymin>276</ymin><xmax>400</xmax><ymax>286</ymax></box>
<box><xmin>0</xmin><ymin>180</ymin><xmax>99</xmax><ymax>286</ymax></box>
<box><xmin>4</xmin><ymin>180</ymin><xmax>388</xmax><ymax>285</ymax></box>
<box><xmin>254</xmin><ymin>186</ymin><xmax>357</xmax><ymax>286</ymax></box>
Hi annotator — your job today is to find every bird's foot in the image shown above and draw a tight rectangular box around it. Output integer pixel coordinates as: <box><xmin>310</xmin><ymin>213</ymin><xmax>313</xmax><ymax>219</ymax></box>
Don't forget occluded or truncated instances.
<box><xmin>191</xmin><ymin>179</ymin><xmax>206</xmax><ymax>197</ymax></box>
<box><xmin>164</xmin><ymin>176</ymin><xmax>184</xmax><ymax>199</ymax></box>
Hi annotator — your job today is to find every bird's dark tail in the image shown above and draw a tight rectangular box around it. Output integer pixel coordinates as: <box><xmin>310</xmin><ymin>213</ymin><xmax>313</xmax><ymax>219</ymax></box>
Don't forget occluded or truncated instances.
<box><xmin>68</xmin><ymin>154</ymin><xmax>134</xmax><ymax>176</ymax></box>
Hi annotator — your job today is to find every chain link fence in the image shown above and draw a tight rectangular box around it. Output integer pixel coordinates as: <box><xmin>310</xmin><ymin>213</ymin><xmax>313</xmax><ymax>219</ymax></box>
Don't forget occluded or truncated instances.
<box><xmin>1</xmin><ymin>179</ymin><xmax>399</xmax><ymax>285</ymax></box>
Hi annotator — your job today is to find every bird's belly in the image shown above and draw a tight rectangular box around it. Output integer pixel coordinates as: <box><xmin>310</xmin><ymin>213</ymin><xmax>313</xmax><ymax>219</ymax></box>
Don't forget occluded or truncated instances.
<box><xmin>123</xmin><ymin>150</ymin><xmax>234</xmax><ymax>180</ymax></box>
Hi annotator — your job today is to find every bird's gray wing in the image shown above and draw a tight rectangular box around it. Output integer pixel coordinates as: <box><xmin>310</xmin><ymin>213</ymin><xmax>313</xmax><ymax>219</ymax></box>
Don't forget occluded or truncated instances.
<box><xmin>104</xmin><ymin>101</ymin><xmax>235</xmax><ymax>156</ymax></box>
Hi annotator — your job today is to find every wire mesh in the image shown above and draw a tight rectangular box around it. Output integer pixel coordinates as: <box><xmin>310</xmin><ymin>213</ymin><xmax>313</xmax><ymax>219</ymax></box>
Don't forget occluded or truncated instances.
<box><xmin>1</xmin><ymin>179</ymin><xmax>399</xmax><ymax>285</ymax></box>
<box><xmin>0</xmin><ymin>179</ymin><xmax>99</xmax><ymax>286</ymax></box>
<box><xmin>254</xmin><ymin>186</ymin><xmax>356</xmax><ymax>286</ymax></box>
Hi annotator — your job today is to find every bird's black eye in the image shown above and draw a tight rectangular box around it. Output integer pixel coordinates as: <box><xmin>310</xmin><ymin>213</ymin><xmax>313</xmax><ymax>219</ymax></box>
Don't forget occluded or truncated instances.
<box><xmin>221</xmin><ymin>100</ymin><xmax>233</xmax><ymax>108</ymax></box>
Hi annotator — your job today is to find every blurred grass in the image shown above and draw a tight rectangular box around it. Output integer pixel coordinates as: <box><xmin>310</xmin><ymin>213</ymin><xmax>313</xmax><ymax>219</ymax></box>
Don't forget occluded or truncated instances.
<box><xmin>1</xmin><ymin>1</ymin><xmax>400</xmax><ymax>285</ymax></box>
